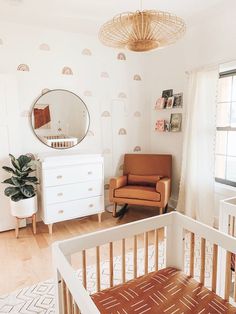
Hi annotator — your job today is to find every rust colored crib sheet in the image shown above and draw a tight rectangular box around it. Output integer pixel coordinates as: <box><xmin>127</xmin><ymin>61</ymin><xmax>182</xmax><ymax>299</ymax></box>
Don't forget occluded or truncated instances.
<box><xmin>91</xmin><ymin>267</ymin><xmax>236</xmax><ymax>314</ymax></box>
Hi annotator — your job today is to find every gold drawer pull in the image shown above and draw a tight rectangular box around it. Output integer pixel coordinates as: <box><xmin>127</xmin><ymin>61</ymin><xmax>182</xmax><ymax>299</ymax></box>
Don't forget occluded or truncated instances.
<box><xmin>58</xmin><ymin>210</ymin><xmax>64</xmax><ymax>214</ymax></box>
<box><xmin>89</xmin><ymin>204</ymin><xmax>94</xmax><ymax>208</ymax></box>
<box><xmin>88</xmin><ymin>188</ymin><xmax>93</xmax><ymax>191</ymax></box>
<box><xmin>57</xmin><ymin>192</ymin><xmax>63</xmax><ymax>197</ymax></box>
<box><xmin>57</xmin><ymin>175</ymin><xmax>63</xmax><ymax>179</ymax></box>
<box><xmin>88</xmin><ymin>171</ymin><xmax>93</xmax><ymax>175</ymax></box>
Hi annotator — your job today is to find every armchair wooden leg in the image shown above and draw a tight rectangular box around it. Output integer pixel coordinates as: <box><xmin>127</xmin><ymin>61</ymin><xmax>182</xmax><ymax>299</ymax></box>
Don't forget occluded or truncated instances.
<box><xmin>159</xmin><ymin>207</ymin><xmax>164</xmax><ymax>215</ymax></box>
<box><xmin>113</xmin><ymin>203</ymin><xmax>117</xmax><ymax>217</ymax></box>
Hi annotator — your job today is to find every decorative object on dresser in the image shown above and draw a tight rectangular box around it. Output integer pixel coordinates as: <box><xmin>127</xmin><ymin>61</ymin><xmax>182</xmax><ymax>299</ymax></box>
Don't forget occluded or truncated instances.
<box><xmin>109</xmin><ymin>154</ymin><xmax>172</xmax><ymax>217</ymax></box>
<box><xmin>37</xmin><ymin>154</ymin><xmax>104</xmax><ymax>234</ymax></box>
<box><xmin>31</xmin><ymin>89</ymin><xmax>90</xmax><ymax>149</ymax></box>
<box><xmin>2</xmin><ymin>154</ymin><xmax>38</xmax><ymax>238</ymax></box>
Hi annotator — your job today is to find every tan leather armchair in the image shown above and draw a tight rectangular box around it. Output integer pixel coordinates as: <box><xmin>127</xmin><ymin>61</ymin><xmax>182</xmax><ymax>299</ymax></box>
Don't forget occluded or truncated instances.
<box><xmin>109</xmin><ymin>154</ymin><xmax>172</xmax><ymax>217</ymax></box>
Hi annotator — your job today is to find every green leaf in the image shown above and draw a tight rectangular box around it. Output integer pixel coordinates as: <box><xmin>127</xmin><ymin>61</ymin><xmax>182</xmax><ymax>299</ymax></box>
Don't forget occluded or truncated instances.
<box><xmin>20</xmin><ymin>185</ymin><xmax>35</xmax><ymax>198</ymax></box>
<box><xmin>2</xmin><ymin>166</ymin><xmax>16</xmax><ymax>174</ymax></box>
<box><xmin>11</xmin><ymin>177</ymin><xmax>25</xmax><ymax>187</ymax></box>
<box><xmin>11</xmin><ymin>192</ymin><xmax>25</xmax><ymax>202</ymax></box>
<box><xmin>4</xmin><ymin>186</ymin><xmax>20</xmax><ymax>197</ymax></box>
<box><xmin>24</xmin><ymin>177</ymin><xmax>38</xmax><ymax>184</ymax></box>
<box><xmin>9</xmin><ymin>154</ymin><xmax>21</xmax><ymax>170</ymax></box>
<box><xmin>17</xmin><ymin>155</ymin><xmax>32</xmax><ymax>169</ymax></box>
<box><xmin>2</xmin><ymin>178</ymin><xmax>14</xmax><ymax>185</ymax></box>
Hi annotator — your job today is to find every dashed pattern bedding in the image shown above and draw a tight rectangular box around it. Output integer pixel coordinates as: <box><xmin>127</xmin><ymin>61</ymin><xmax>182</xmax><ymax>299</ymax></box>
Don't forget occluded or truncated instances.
<box><xmin>92</xmin><ymin>267</ymin><xmax>236</xmax><ymax>314</ymax></box>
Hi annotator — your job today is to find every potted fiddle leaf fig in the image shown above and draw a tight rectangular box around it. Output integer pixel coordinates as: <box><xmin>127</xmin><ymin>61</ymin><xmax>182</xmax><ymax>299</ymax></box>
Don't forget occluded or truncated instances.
<box><xmin>2</xmin><ymin>154</ymin><xmax>39</xmax><ymax>218</ymax></box>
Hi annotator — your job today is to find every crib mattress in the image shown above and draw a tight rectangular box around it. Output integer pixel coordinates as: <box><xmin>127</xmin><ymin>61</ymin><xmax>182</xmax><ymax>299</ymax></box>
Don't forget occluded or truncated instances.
<box><xmin>91</xmin><ymin>267</ymin><xmax>236</xmax><ymax>314</ymax></box>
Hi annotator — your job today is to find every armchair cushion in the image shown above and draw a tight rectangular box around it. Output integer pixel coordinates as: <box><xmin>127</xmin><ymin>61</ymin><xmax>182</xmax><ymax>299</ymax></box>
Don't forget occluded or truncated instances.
<box><xmin>127</xmin><ymin>174</ymin><xmax>162</xmax><ymax>187</ymax></box>
<box><xmin>114</xmin><ymin>186</ymin><xmax>161</xmax><ymax>202</ymax></box>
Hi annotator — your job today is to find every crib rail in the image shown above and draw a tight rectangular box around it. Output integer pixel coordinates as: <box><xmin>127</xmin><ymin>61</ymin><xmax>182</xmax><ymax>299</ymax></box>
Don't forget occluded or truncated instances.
<box><xmin>219</xmin><ymin>197</ymin><xmax>236</xmax><ymax>301</ymax></box>
<box><xmin>53</xmin><ymin>212</ymin><xmax>236</xmax><ymax>314</ymax></box>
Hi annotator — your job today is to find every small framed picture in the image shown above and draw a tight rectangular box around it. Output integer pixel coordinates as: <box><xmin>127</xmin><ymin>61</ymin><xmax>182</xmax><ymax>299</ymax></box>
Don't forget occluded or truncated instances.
<box><xmin>173</xmin><ymin>93</ymin><xmax>183</xmax><ymax>108</ymax></box>
<box><xmin>170</xmin><ymin>113</ymin><xmax>182</xmax><ymax>132</ymax></box>
<box><xmin>155</xmin><ymin>97</ymin><xmax>166</xmax><ymax>110</ymax></box>
<box><xmin>165</xmin><ymin>121</ymin><xmax>170</xmax><ymax>132</ymax></box>
<box><xmin>166</xmin><ymin>96</ymin><xmax>174</xmax><ymax>109</ymax></box>
<box><xmin>155</xmin><ymin>119</ymin><xmax>165</xmax><ymax>132</ymax></box>
<box><xmin>162</xmin><ymin>89</ymin><xmax>173</xmax><ymax>99</ymax></box>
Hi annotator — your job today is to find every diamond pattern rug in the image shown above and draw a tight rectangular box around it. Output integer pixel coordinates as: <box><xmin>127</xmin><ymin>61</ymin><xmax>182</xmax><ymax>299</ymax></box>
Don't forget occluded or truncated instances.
<box><xmin>0</xmin><ymin>236</ymin><xmax>213</xmax><ymax>314</ymax></box>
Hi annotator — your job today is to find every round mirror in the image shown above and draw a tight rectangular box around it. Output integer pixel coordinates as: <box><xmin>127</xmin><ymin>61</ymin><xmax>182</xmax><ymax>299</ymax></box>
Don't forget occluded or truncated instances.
<box><xmin>31</xmin><ymin>89</ymin><xmax>90</xmax><ymax>149</ymax></box>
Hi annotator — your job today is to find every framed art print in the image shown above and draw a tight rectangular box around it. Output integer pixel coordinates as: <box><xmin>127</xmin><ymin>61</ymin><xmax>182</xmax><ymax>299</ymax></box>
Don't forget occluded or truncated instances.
<box><xmin>170</xmin><ymin>113</ymin><xmax>182</xmax><ymax>132</ymax></box>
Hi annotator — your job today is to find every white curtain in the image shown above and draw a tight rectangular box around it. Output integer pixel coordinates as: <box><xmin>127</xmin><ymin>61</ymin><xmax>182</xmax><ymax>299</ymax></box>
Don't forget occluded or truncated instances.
<box><xmin>177</xmin><ymin>66</ymin><xmax>218</xmax><ymax>226</ymax></box>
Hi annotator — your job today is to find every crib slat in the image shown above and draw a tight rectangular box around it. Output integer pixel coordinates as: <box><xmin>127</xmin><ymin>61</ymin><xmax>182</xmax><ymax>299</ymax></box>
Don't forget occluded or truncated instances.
<box><xmin>229</xmin><ymin>215</ymin><xmax>235</xmax><ymax>236</ymax></box>
<box><xmin>200</xmin><ymin>238</ymin><xmax>206</xmax><ymax>285</ymax></box>
<box><xmin>109</xmin><ymin>242</ymin><xmax>114</xmax><ymax>287</ymax></box>
<box><xmin>122</xmin><ymin>239</ymin><xmax>126</xmax><ymax>283</ymax></box>
<box><xmin>133</xmin><ymin>235</ymin><xmax>138</xmax><ymax>278</ymax></box>
<box><xmin>154</xmin><ymin>229</ymin><xmax>159</xmax><ymax>271</ymax></box>
<box><xmin>96</xmin><ymin>246</ymin><xmax>101</xmax><ymax>292</ymax></box>
<box><xmin>82</xmin><ymin>250</ymin><xmax>87</xmax><ymax>289</ymax></box>
<box><xmin>61</xmin><ymin>279</ymin><xmax>68</xmax><ymax>313</ymax></box>
<box><xmin>66</xmin><ymin>286</ymin><xmax>73</xmax><ymax>314</ymax></box>
<box><xmin>211</xmin><ymin>244</ymin><xmax>218</xmax><ymax>292</ymax></box>
<box><xmin>190</xmin><ymin>232</ymin><xmax>195</xmax><ymax>277</ymax></box>
<box><xmin>144</xmin><ymin>232</ymin><xmax>148</xmax><ymax>275</ymax></box>
<box><xmin>225</xmin><ymin>251</ymin><xmax>231</xmax><ymax>301</ymax></box>
<box><xmin>74</xmin><ymin>302</ymin><xmax>80</xmax><ymax>314</ymax></box>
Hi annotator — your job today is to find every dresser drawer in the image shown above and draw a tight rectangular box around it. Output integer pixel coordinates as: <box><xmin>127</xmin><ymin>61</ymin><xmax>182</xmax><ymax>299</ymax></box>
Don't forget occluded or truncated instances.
<box><xmin>45</xmin><ymin>196</ymin><xmax>103</xmax><ymax>223</ymax></box>
<box><xmin>45</xmin><ymin>180</ymin><xmax>103</xmax><ymax>204</ymax></box>
<box><xmin>44</xmin><ymin>163</ymin><xmax>103</xmax><ymax>187</ymax></box>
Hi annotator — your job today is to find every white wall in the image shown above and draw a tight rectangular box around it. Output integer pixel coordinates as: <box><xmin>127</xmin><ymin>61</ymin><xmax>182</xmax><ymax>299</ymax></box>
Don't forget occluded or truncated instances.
<box><xmin>1</xmin><ymin>0</ymin><xmax>236</xmax><ymax>229</ymax></box>
<box><xmin>0</xmin><ymin>21</ymin><xmax>150</xmax><ymax>229</ymax></box>
<box><xmin>144</xmin><ymin>0</ymin><xmax>236</xmax><ymax>209</ymax></box>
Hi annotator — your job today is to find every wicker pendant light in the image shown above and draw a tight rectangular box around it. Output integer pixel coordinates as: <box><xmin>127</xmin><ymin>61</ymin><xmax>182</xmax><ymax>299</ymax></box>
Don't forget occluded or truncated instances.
<box><xmin>99</xmin><ymin>9</ymin><xmax>186</xmax><ymax>52</ymax></box>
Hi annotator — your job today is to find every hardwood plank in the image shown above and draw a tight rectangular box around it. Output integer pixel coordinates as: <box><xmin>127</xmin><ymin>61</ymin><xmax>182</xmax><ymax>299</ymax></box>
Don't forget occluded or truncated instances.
<box><xmin>0</xmin><ymin>207</ymin><xmax>165</xmax><ymax>295</ymax></box>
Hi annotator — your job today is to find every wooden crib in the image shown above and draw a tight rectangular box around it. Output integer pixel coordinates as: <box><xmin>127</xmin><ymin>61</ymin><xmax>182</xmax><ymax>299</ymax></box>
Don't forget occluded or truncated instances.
<box><xmin>52</xmin><ymin>212</ymin><xmax>236</xmax><ymax>313</ymax></box>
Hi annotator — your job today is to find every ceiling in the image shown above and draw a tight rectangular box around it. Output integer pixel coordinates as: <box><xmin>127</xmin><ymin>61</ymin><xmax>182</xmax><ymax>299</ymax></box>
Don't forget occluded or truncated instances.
<box><xmin>0</xmin><ymin>0</ymin><xmax>225</xmax><ymax>35</ymax></box>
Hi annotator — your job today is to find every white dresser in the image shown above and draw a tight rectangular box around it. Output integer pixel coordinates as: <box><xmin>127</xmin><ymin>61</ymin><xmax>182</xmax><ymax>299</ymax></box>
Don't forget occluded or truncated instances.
<box><xmin>37</xmin><ymin>154</ymin><xmax>104</xmax><ymax>234</ymax></box>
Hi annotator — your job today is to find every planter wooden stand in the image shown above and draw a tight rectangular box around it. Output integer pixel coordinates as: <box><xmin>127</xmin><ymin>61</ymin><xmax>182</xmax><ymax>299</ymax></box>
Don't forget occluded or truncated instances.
<box><xmin>15</xmin><ymin>213</ymin><xmax>36</xmax><ymax>238</ymax></box>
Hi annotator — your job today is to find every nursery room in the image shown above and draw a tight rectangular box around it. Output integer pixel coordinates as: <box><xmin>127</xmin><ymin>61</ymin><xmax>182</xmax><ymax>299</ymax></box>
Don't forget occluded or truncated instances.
<box><xmin>0</xmin><ymin>0</ymin><xmax>236</xmax><ymax>313</ymax></box>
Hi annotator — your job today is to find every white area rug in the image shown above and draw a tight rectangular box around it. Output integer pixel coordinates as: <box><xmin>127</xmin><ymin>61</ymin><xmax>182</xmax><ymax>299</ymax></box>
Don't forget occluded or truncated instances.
<box><xmin>0</xmin><ymin>235</ymin><xmax>214</xmax><ymax>314</ymax></box>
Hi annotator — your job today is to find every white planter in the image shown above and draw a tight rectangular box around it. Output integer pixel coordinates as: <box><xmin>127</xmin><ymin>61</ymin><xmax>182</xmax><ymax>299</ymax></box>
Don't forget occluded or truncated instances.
<box><xmin>10</xmin><ymin>196</ymin><xmax>37</xmax><ymax>218</ymax></box>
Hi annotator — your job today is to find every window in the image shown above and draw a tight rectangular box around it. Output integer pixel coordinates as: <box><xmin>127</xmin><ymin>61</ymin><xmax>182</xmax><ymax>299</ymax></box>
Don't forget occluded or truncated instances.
<box><xmin>215</xmin><ymin>71</ymin><xmax>236</xmax><ymax>186</ymax></box>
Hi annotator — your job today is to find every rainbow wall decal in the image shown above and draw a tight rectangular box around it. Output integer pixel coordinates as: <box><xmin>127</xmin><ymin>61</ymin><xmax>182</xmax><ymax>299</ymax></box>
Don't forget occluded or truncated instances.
<box><xmin>134</xmin><ymin>146</ymin><xmax>141</xmax><ymax>152</ymax></box>
<box><xmin>17</xmin><ymin>64</ymin><xmax>30</xmax><ymax>72</ymax></box>
<box><xmin>101</xmin><ymin>111</ymin><xmax>111</xmax><ymax>117</ymax></box>
<box><xmin>118</xmin><ymin>128</ymin><xmax>127</xmax><ymax>135</ymax></box>
<box><xmin>134</xmin><ymin>111</ymin><xmax>141</xmax><ymax>117</ymax></box>
<box><xmin>41</xmin><ymin>88</ymin><xmax>50</xmax><ymax>95</ymax></box>
<box><xmin>117</xmin><ymin>52</ymin><xmax>126</xmax><ymax>60</ymax></box>
<box><xmin>84</xmin><ymin>90</ymin><xmax>93</xmax><ymax>97</ymax></box>
<box><xmin>62</xmin><ymin>66</ymin><xmax>73</xmax><ymax>75</ymax></box>
<box><xmin>133</xmin><ymin>74</ymin><xmax>142</xmax><ymax>81</ymax></box>
<box><xmin>39</xmin><ymin>43</ymin><xmax>50</xmax><ymax>51</ymax></box>
<box><xmin>82</xmin><ymin>48</ymin><xmax>92</xmax><ymax>56</ymax></box>
<box><xmin>101</xmin><ymin>72</ymin><xmax>109</xmax><ymax>78</ymax></box>
<box><xmin>118</xmin><ymin>92</ymin><xmax>127</xmax><ymax>99</ymax></box>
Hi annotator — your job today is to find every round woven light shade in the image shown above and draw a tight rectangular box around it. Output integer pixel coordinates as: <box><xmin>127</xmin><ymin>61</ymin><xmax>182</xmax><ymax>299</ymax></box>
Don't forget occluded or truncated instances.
<box><xmin>99</xmin><ymin>10</ymin><xmax>186</xmax><ymax>52</ymax></box>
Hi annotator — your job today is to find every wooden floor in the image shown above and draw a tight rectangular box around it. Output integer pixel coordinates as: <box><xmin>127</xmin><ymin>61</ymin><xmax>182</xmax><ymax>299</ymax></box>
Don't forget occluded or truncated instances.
<box><xmin>0</xmin><ymin>206</ymin><xmax>164</xmax><ymax>295</ymax></box>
